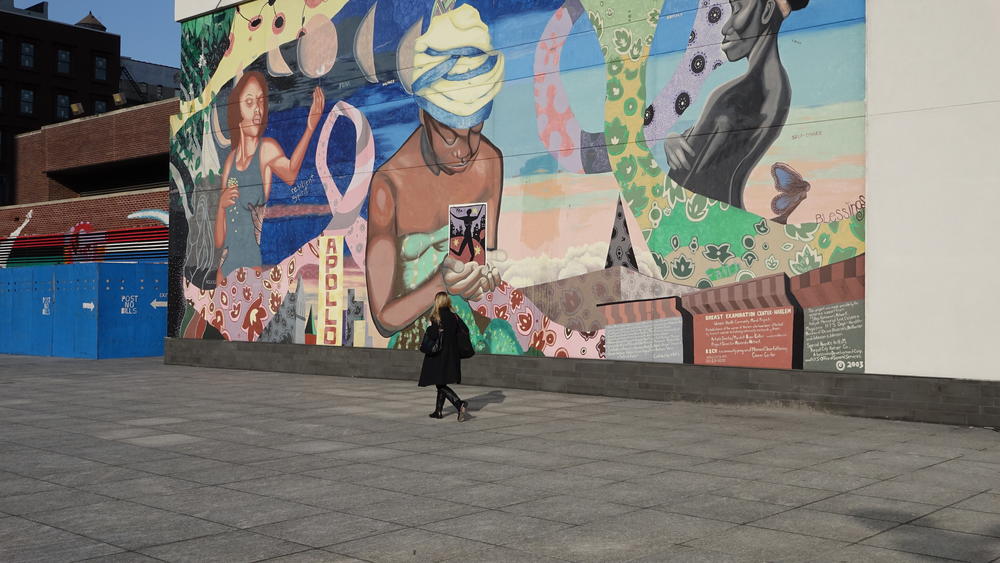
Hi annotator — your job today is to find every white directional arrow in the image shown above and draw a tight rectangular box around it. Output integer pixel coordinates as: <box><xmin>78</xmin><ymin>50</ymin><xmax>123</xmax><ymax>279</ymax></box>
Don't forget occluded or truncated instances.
<box><xmin>82</xmin><ymin>302</ymin><xmax>95</xmax><ymax>311</ymax></box>
<box><xmin>150</xmin><ymin>299</ymin><xmax>167</xmax><ymax>309</ymax></box>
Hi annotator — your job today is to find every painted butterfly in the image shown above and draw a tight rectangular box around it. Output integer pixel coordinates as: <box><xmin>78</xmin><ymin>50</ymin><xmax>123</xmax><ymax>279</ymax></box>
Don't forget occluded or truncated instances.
<box><xmin>769</xmin><ymin>162</ymin><xmax>810</xmax><ymax>225</ymax></box>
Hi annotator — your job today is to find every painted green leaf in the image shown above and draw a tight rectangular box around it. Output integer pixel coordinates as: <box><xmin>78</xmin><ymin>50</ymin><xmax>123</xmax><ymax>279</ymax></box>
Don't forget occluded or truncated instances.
<box><xmin>615</xmin><ymin>155</ymin><xmax>638</xmax><ymax>184</ymax></box>
<box><xmin>703</xmin><ymin>243</ymin><xmax>734</xmax><ymax>264</ymax></box>
<box><xmin>784</xmin><ymin>222</ymin><xmax>820</xmax><ymax>242</ymax></box>
<box><xmin>829</xmin><ymin>246</ymin><xmax>858</xmax><ymax>264</ymax></box>
<box><xmin>671</xmin><ymin>255</ymin><xmax>694</xmax><ymax>279</ymax></box>
<box><xmin>605</xmin><ymin>118</ymin><xmax>629</xmax><ymax>156</ymax></box>
<box><xmin>622</xmin><ymin>183</ymin><xmax>649</xmax><ymax>217</ymax></box>
<box><xmin>686</xmin><ymin>194</ymin><xmax>709</xmax><ymax>222</ymax></box>
<box><xmin>790</xmin><ymin>245</ymin><xmax>823</xmax><ymax>275</ymax></box>
<box><xmin>637</xmin><ymin>154</ymin><xmax>660</xmax><ymax>176</ymax></box>
<box><xmin>613</xmin><ymin>29</ymin><xmax>632</xmax><ymax>54</ymax></box>
<box><xmin>754</xmin><ymin>219</ymin><xmax>770</xmax><ymax>235</ymax></box>
<box><xmin>607</xmin><ymin>77</ymin><xmax>624</xmax><ymax>101</ymax></box>
<box><xmin>850</xmin><ymin>211</ymin><xmax>866</xmax><ymax>241</ymax></box>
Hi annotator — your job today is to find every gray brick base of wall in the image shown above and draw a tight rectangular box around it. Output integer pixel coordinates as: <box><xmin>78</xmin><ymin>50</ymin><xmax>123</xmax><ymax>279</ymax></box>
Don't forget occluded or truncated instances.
<box><xmin>164</xmin><ymin>338</ymin><xmax>1000</xmax><ymax>427</ymax></box>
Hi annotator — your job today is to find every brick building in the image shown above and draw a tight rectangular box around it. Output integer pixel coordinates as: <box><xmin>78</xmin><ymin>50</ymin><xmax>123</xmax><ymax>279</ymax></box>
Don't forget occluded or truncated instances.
<box><xmin>0</xmin><ymin>0</ymin><xmax>124</xmax><ymax>205</ymax></box>
<box><xmin>0</xmin><ymin>98</ymin><xmax>175</xmax><ymax>266</ymax></box>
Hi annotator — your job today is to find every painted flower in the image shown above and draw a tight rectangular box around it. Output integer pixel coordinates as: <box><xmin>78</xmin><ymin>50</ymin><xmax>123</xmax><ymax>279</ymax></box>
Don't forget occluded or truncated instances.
<box><xmin>607</xmin><ymin>77</ymin><xmax>624</xmax><ymax>101</ymax></box>
<box><xmin>494</xmin><ymin>305</ymin><xmax>509</xmax><ymax>321</ymax></box>
<box><xmin>789</xmin><ymin>245</ymin><xmax>823</xmax><ymax>275</ymax></box>
<box><xmin>211</xmin><ymin>310</ymin><xmax>225</xmax><ymax>332</ymax></box>
<box><xmin>596</xmin><ymin>335</ymin><xmax>607</xmax><ymax>358</ymax></box>
<box><xmin>615</xmin><ymin>155</ymin><xmax>638</xmax><ymax>184</ymax></box>
<box><xmin>269</xmin><ymin>292</ymin><xmax>282</xmax><ymax>314</ymax></box>
<box><xmin>554</xmin><ymin>347</ymin><xmax>570</xmax><ymax>358</ymax></box>
<box><xmin>242</xmin><ymin>296</ymin><xmax>267</xmax><ymax>341</ymax></box>
<box><xmin>220</xmin><ymin>291</ymin><xmax>228</xmax><ymax>307</ymax></box>
<box><xmin>671</xmin><ymin>255</ymin><xmax>694</xmax><ymax>280</ymax></box>
<box><xmin>229</xmin><ymin>301</ymin><xmax>242</xmax><ymax>321</ymax></box>
<box><xmin>606</xmin><ymin>118</ymin><xmax>629</xmax><ymax>156</ymax></box>
<box><xmin>476</xmin><ymin>305</ymin><xmax>489</xmax><ymax>318</ymax></box>
<box><xmin>516</xmin><ymin>311</ymin><xmax>534</xmax><ymax>335</ymax></box>
<box><xmin>530</xmin><ymin>328</ymin><xmax>556</xmax><ymax>352</ymax></box>
<box><xmin>243</xmin><ymin>287</ymin><xmax>253</xmax><ymax>301</ymax></box>
<box><xmin>270</xmin><ymin>266</ymin><xmax>281</xmax><ymax>282</ymax></box>
<box><xmin>236</xmin><ymin>268</ymin><xmax>247</xmax><ymax>283</ymax></box>
<box><xmin>510</xmin><ymin>289</ymin><xmax>524</xmax><ymax>310</ymax></box>
<box><xmin>754</xmin><ymin>219</ymin><xmax>770</xmax><ymax>235</ymax></box>
<box><xmin>703</xmin><ymin>243</ymin><xmax>734</xmax><ymax>264</ymax></box>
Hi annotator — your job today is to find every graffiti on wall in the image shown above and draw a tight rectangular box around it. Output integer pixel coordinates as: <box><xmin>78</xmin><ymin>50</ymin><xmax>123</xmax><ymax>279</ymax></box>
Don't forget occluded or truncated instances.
<box><xmin>170</xmin><ymin>0</ymin><xmax>866</xmax><ymax>372</ymax></box>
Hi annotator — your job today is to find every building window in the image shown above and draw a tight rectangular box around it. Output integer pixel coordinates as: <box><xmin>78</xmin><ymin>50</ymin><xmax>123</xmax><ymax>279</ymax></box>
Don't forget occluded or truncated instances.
<box><xmin>20</xmin><ymin>42</ymin><xmax>34</xmax><ymax>68</ymax></box>
<box><xmin>57</xmin><ymin>49</ymin><xmax>71</xmax><ymax>74</ymax></box>
<box><xmin>0</xmin><ymin>38</ymin><xmax>5</xmax><ymax>64</ymax></box>
<box><xmin>20</xmin><ymin>89</ymin><xmax>33</xmax><ymax>115</ymax></box>
<box><xmin>94</xmin><ymin>56</ymin><xmax>107</xmax><ymax>81</ymax></box>
<box><xmin>94</xmin><ymin>99</ymin><xmax>107</xmax><ymax>114</ymax></box>
<box><xmin>55</xmin><ymin>94</ymin><xmax>70</xmax><ymax>120</ymax></box>
<box><xmin>0</xmin><ymin>84</ymin><xmax>4</xmax><ymax>111</ymax></box>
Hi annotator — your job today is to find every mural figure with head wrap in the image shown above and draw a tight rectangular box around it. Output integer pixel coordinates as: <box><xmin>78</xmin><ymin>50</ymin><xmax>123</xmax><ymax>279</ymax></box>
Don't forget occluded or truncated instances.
<box><xmin>665</xmin><ymin>0</ymin><xmax>808</xmax><ymax>209</ymax></box>
<box><xmin>214</xmin><ymin>70</ymin><xmax>325</xmax><ymax>284</ymax></box>
<box><xmin>366</xmin><ymin>4</ymin><xmax>503</xmax><ymax>340</ymax></box>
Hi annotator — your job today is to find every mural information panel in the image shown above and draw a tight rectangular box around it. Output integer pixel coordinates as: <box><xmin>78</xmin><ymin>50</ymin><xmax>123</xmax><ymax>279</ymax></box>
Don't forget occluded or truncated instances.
<box><xmin>694</xmin><ymin>307</ymin><xmax>795</xmax><ymax>369</ymax></box>
<box><xmin>804</xmin><ymin>300</ymin><xmax>865</xmax><ymax>373</ymax></box>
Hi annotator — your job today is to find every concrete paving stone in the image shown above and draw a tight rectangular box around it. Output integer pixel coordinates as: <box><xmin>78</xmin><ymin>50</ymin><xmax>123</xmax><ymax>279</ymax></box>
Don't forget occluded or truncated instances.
<box><xmin>250</xmin><ymin>511</ymin><xmax>402</xmax><ymax>548</ymax></box>
<box><xmin>758</xmin><ymin>468</ymin><xmax>881</xmax><ymax>492</ymax></box>
<box><xmin>91</xmin><ymin>427</ymin><xmax>165</xmax><ymax>440</ymax></box>
<box><xmin>911</xmin><ymin>507</ymin><xmax>1000</xmax><ymax>538</ymax></box>
<box><xmin>125</xmin><ymin>456</ymin><xmax>232</xmax><ymax>476</ymax></box>
<box><xmin>139</xmin><ymin>530</ymin><xmax>306</xmax><ymax>562</ymax></box>
<box><xmin>305</xmin><ymin>462</ymin><xmax>411</xmax><ymax>483</ymax></box>
<box><xmin>657</xmin><ymin>493</ymin><xmax>790</xmax><ymax>524</ymax></box>
<box><xmin>0</xmin><ymin>516</ymin><xmax>122</xmax><ymax>563</ymax></box>
<box><xmin>441</xmin><ymin>545</ymin><xmax>569</xmax><ymax>563</ymax></box>
<box><xmin>82</xmin><ymin>475</ymin><xmax>204</xmax><ymax>499</ymax></box>
<box><xmin>496</xmin><ymin>470</ymin><xmax>615</xmax><ymax>494</ymax></box>
<box><xmin>120</xmin><ymin>433</ymin><xmax>206</xmax><ymax>447</ymax></box>
<box><xmin>575</xmin><ymin>479</ymin><xmax>695</xmax><ymax>508</ymax></box>
<box><xmin>0</xmin><ymin>450</ymin><xmax>107</xmax><ymax>476</ymax></box>
<box><xmin>269</xmin><ymin>550</ymin><xmax>368</xmax><ymax>562</ymax></box>
<box><xmin>561</xmin><ymin>460</ymin><xmax>668</xmax><ymax>480</ymax></box>
<box><xmin>685</xmin><ymin>459</ymin><xmax>793</xmax><ymax>480</ymax></box>
<box><xmin>30</xmin><ymin>499</ymin><xmax>231</xmax><ymax>550</ymax></box>
<box><xmin>686</xmin><ymin>524</ymin><xmax>847</xmax><ymax>561</ymax></box>
<box><xmin>626</xmin><ymin>545</ymin><xmax>759</xmax><ymax>562</ymax></box>
<box><xmin>160</xmin><ymin>441</ymin><xmax>299</xmax><ymax>464</ymax></box>
<box><xmin>249</xmin><ymin>454</ymin><xmax>353</xmax><ymax>474</ymax></box>
<box><xmin>70</xmin><ymin>443</ymin><xmax>181</xmax><ymax>466</ymax></box>
<box><xmin>74</xmin><ymin>552</ymin><xmax>164</xmax><ymax>562</ymax></box>
<box><xmin>955</xmin><ymin>492</ymin><xmax>1000</xmax><ymax>514</ymax></box>
<box><xmin>358</xmin><ymin>471</ymin><xmax>478</xmax><ymax>496</ymax></box>
<box><xmin>328</xmin><ymin>527</ymin><xmax>492</xmax><ymax>563</ymax></box>
<box><xmin>426</xmin><ymin>482</ymin><xmax>552</xmax><ymax>509</ymax></box>
<box><xmin>713</xmin><ymin>480</ymin><xmax>839</xmax><ymax>507</ymax></box>
<box><xmin>809</xmin><ymin>544</ymin><xmax>959</xmax><ymax>563</ymax></box>
<box><xmin>500</xmin><ymin>494</ymin><xmax>636</xmax><ymax>525</ymax></box>
<box><xmin>862</xmin><ymin>524</ymin><xmax>1000</xmax><ymax>562</ymax></box>
<box><xmin>599</xmin><ymin>450</ymin><xmax>711</xmax><ymax>469</ymax></box>
<box><xmin>441</xmin><ymin>445</ymin><xmax>591</xmax><ymax>470</ymax></box>
<box><xmin>423</xmin><ymin>509</ymin><xmax>571</xmax><ymax>545</ymax></box>
<box><xmin>133</xmin><ymin>486</ymin><xmax>326</xmax><ymax>528</ymax></box>
<box><xmin>491</xmin><ymin>436</ymin><xmax>647</xmax><ymax>461</ymax></box>
<box><xmin>630</xmin><ymin>470</ymin><xmax>747</xmax><ymax>497</ymax></box>
<box><xmin>852</xmin><ymin>480</ymin><xmax>977</xmax><ymax>506</ymax></box>
<box><xmin>894</xmin><ymin>460</ymin><xmax>1000</xmax><ymax>491</ymax></box>
<box><xmin>0</xmin><ymin>487</ymin><xmax>111</xmax><ymax>516</ymax></box>
<box><xmin>444</xmin><ymin>430</ymin><xmax>526</xmax><ymax>445</ymax></box>
<box><xmin>809</xmin><ymin>494</ymin><xmax>941</xmax><ymax>523</ymax></box>
<box><xmin>374</xmin><ymin>438</ymin><xmax>455</xmax><ymax>453</ymax></box>
<box><xmin>0</xmin><ymin>473</ymin><xmax>61</xmax><ymax>496</ymax></box>
<box><xmin>517</xmin><ymin>509</ymin><xmax>734</xmax><ymax>562</ymax></box>
<box><xmin>122</xmin><ymin>417</ymin><xmax>190</xmax><ymax>426</ymax></box>
<box><xmin>322</xmin><ymin>446</ymin><xmax>416</xmax><ymax>462</ymax></box>
<box><xmin>752</xmin><ymin>507</ymin><xmax>900</xmax><ymax>542</ymax></box>
<box><xmin>733</xmin><ymin>443</ymin><xmax>866</xmax><ymax>469</ymax></box>
<box><xmin>228</xmin><ymin>474</ymin><xmax>409</xmax><ymax>509</ymax></box>
<box><xmin>171</xmin><ymin>462</ymin><xmax>284</xmax><ymax>485</ymax></box>
<box><xmin>343</xmin><ymin>493</ymin><xmax>484</xmax><ymax>527</ymax></box>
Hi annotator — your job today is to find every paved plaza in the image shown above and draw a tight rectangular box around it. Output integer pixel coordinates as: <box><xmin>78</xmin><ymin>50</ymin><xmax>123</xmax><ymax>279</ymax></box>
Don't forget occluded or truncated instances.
<box><xmin>1</xmin><ymin>356</ymin><xmax>1000</xmax><ymax>562</ymax></box>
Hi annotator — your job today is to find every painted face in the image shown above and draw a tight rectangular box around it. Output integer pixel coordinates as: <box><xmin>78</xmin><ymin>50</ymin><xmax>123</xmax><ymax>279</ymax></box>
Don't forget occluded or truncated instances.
<box><xmin>722</xmin><ymin>0</ymin><xmax>771</xmax><ymax>61</ymax></box>
<box><xmin>425</xmin><ymin>115</ymin><xmax>484</xmax><ymax>175</ymax></box>
<box><xmin>238</xmin><ymin>80</ymin><xmax>266</xmax><ymax>138</ymax></box>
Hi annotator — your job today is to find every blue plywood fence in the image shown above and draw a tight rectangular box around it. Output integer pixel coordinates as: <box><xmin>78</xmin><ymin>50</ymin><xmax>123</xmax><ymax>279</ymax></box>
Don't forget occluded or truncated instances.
<box><xmin>0</xmin><ymin>263</ymin><xmax>167</xmax><ymax>358</ymax></box>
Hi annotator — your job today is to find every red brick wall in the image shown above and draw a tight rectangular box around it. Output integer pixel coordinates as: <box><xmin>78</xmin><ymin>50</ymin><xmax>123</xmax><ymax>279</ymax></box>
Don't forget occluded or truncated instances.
<box><xmin>14</xmin><ymin>98</ymin><xmax>179</xmax><ymax>205</ymax></box>
<box><xmin>0</xmin><ymin>189</ymin><xmax>168</xmax><ymax>238</ymax></box>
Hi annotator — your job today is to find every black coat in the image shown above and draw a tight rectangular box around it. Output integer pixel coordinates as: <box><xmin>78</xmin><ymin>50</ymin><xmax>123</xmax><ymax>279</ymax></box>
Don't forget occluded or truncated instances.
<box><xmin>418</xmin><ymin>309</ymin><xmax>465</xmax><ymax>387</ymax></box>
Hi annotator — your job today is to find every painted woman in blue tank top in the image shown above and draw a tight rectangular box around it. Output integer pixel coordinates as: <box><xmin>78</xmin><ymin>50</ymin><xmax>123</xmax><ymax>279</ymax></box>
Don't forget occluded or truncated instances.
<box><xmin>214</xmin><ymin>71</ymin><xmax>325</xmax><ymax>283</ymax></box>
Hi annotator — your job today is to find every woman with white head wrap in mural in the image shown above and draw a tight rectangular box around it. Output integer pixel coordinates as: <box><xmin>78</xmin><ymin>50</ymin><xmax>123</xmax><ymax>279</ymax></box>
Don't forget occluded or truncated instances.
<box><xmin>365</xmin><ymin>4</ymin><xmax>504</xmax><ymax>349</ymax></box>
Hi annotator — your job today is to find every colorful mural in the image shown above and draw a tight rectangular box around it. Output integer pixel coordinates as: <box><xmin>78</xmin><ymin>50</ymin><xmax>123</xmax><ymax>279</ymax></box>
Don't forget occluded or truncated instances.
<box><xmin>170</xmin><ymin>0</ymin><xmax>866</xmax><ymax>372</ymax></box>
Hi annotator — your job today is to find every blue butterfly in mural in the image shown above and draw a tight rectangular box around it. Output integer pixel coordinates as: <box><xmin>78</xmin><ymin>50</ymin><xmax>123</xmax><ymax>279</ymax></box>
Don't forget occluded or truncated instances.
<box><xmin>769</xmin><ymin>162</ymin><xmax>810</xmax><ymax>225</ymax></box>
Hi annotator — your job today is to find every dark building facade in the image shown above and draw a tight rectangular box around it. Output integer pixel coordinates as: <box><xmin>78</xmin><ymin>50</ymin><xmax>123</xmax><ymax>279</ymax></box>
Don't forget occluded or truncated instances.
<box><xmin>120</xmin><ymin>57</ymin><xmax>180</xmax><ymax>107</ymax></box>
<box><xmin>0</xmin><ymin>0</ymin><xmax>121</xmax><ymax>205</ymax></box>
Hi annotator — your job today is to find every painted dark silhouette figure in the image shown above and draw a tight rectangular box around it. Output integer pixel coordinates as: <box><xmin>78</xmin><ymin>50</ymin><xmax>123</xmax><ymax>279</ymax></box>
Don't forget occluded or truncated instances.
<box><xmin>665</xmin><ymin>0</ymin><xmax>808</xmax><ymax>209</ymax></box>
<box><xmin>451</xmin><ymin>209</ymin><xmax>478</xmax><ymax>259</ymax></box>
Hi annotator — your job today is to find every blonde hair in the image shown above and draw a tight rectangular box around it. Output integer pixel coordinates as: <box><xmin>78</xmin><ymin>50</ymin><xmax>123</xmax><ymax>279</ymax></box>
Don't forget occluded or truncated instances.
<box><xmin>429</xmin><ymin>292</ymin><xmax>453</xmax><ymax>324</ymax></box>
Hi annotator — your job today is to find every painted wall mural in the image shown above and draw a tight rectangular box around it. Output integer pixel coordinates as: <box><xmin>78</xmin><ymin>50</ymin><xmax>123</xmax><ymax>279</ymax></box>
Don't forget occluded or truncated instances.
<box><xmin>170</xmin><ymin>0</ymin><xmax>866</xmax><ymax>372</ymax></box>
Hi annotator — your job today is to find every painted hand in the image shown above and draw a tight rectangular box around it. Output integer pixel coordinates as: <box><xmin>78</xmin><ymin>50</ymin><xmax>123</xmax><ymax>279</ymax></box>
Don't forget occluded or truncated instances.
<box><xmin>221</xmin><ymin>181</ymin><xmax>240</xmax><ymax>208</ymax></box>
<box><xmin>307</xmin><ymin>87</ymin><xmax>325</xmax><ymax>131</ymax></box>
<box><xmin>665</xmin><ymin>133</ymin><xmax>695</xmax><ymax>172</ymax></box>
<box><xmin>442</xmin><ymin>257</ymin><xmax>488</xmax><ymax>300</ymax></box>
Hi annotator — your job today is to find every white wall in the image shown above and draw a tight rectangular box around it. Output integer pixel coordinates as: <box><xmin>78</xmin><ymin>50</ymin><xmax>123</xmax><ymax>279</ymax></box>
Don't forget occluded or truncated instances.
<box><xmin>175</xmin><ymin>0</ymin><xmax>247</xmax><ymax>22</ymax></box>
<box><xmin>866</xmin><ymin>0</ymin><xmax>1000</xmax><ymax>379</ymax></box>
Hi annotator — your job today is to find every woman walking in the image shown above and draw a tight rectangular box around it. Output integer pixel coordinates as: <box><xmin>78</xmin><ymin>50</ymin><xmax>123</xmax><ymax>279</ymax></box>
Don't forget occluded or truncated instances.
<box><xmin>420</xmin><ymin>292</ymin><xmax>470</xmax><ymax>421</ymax></box>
